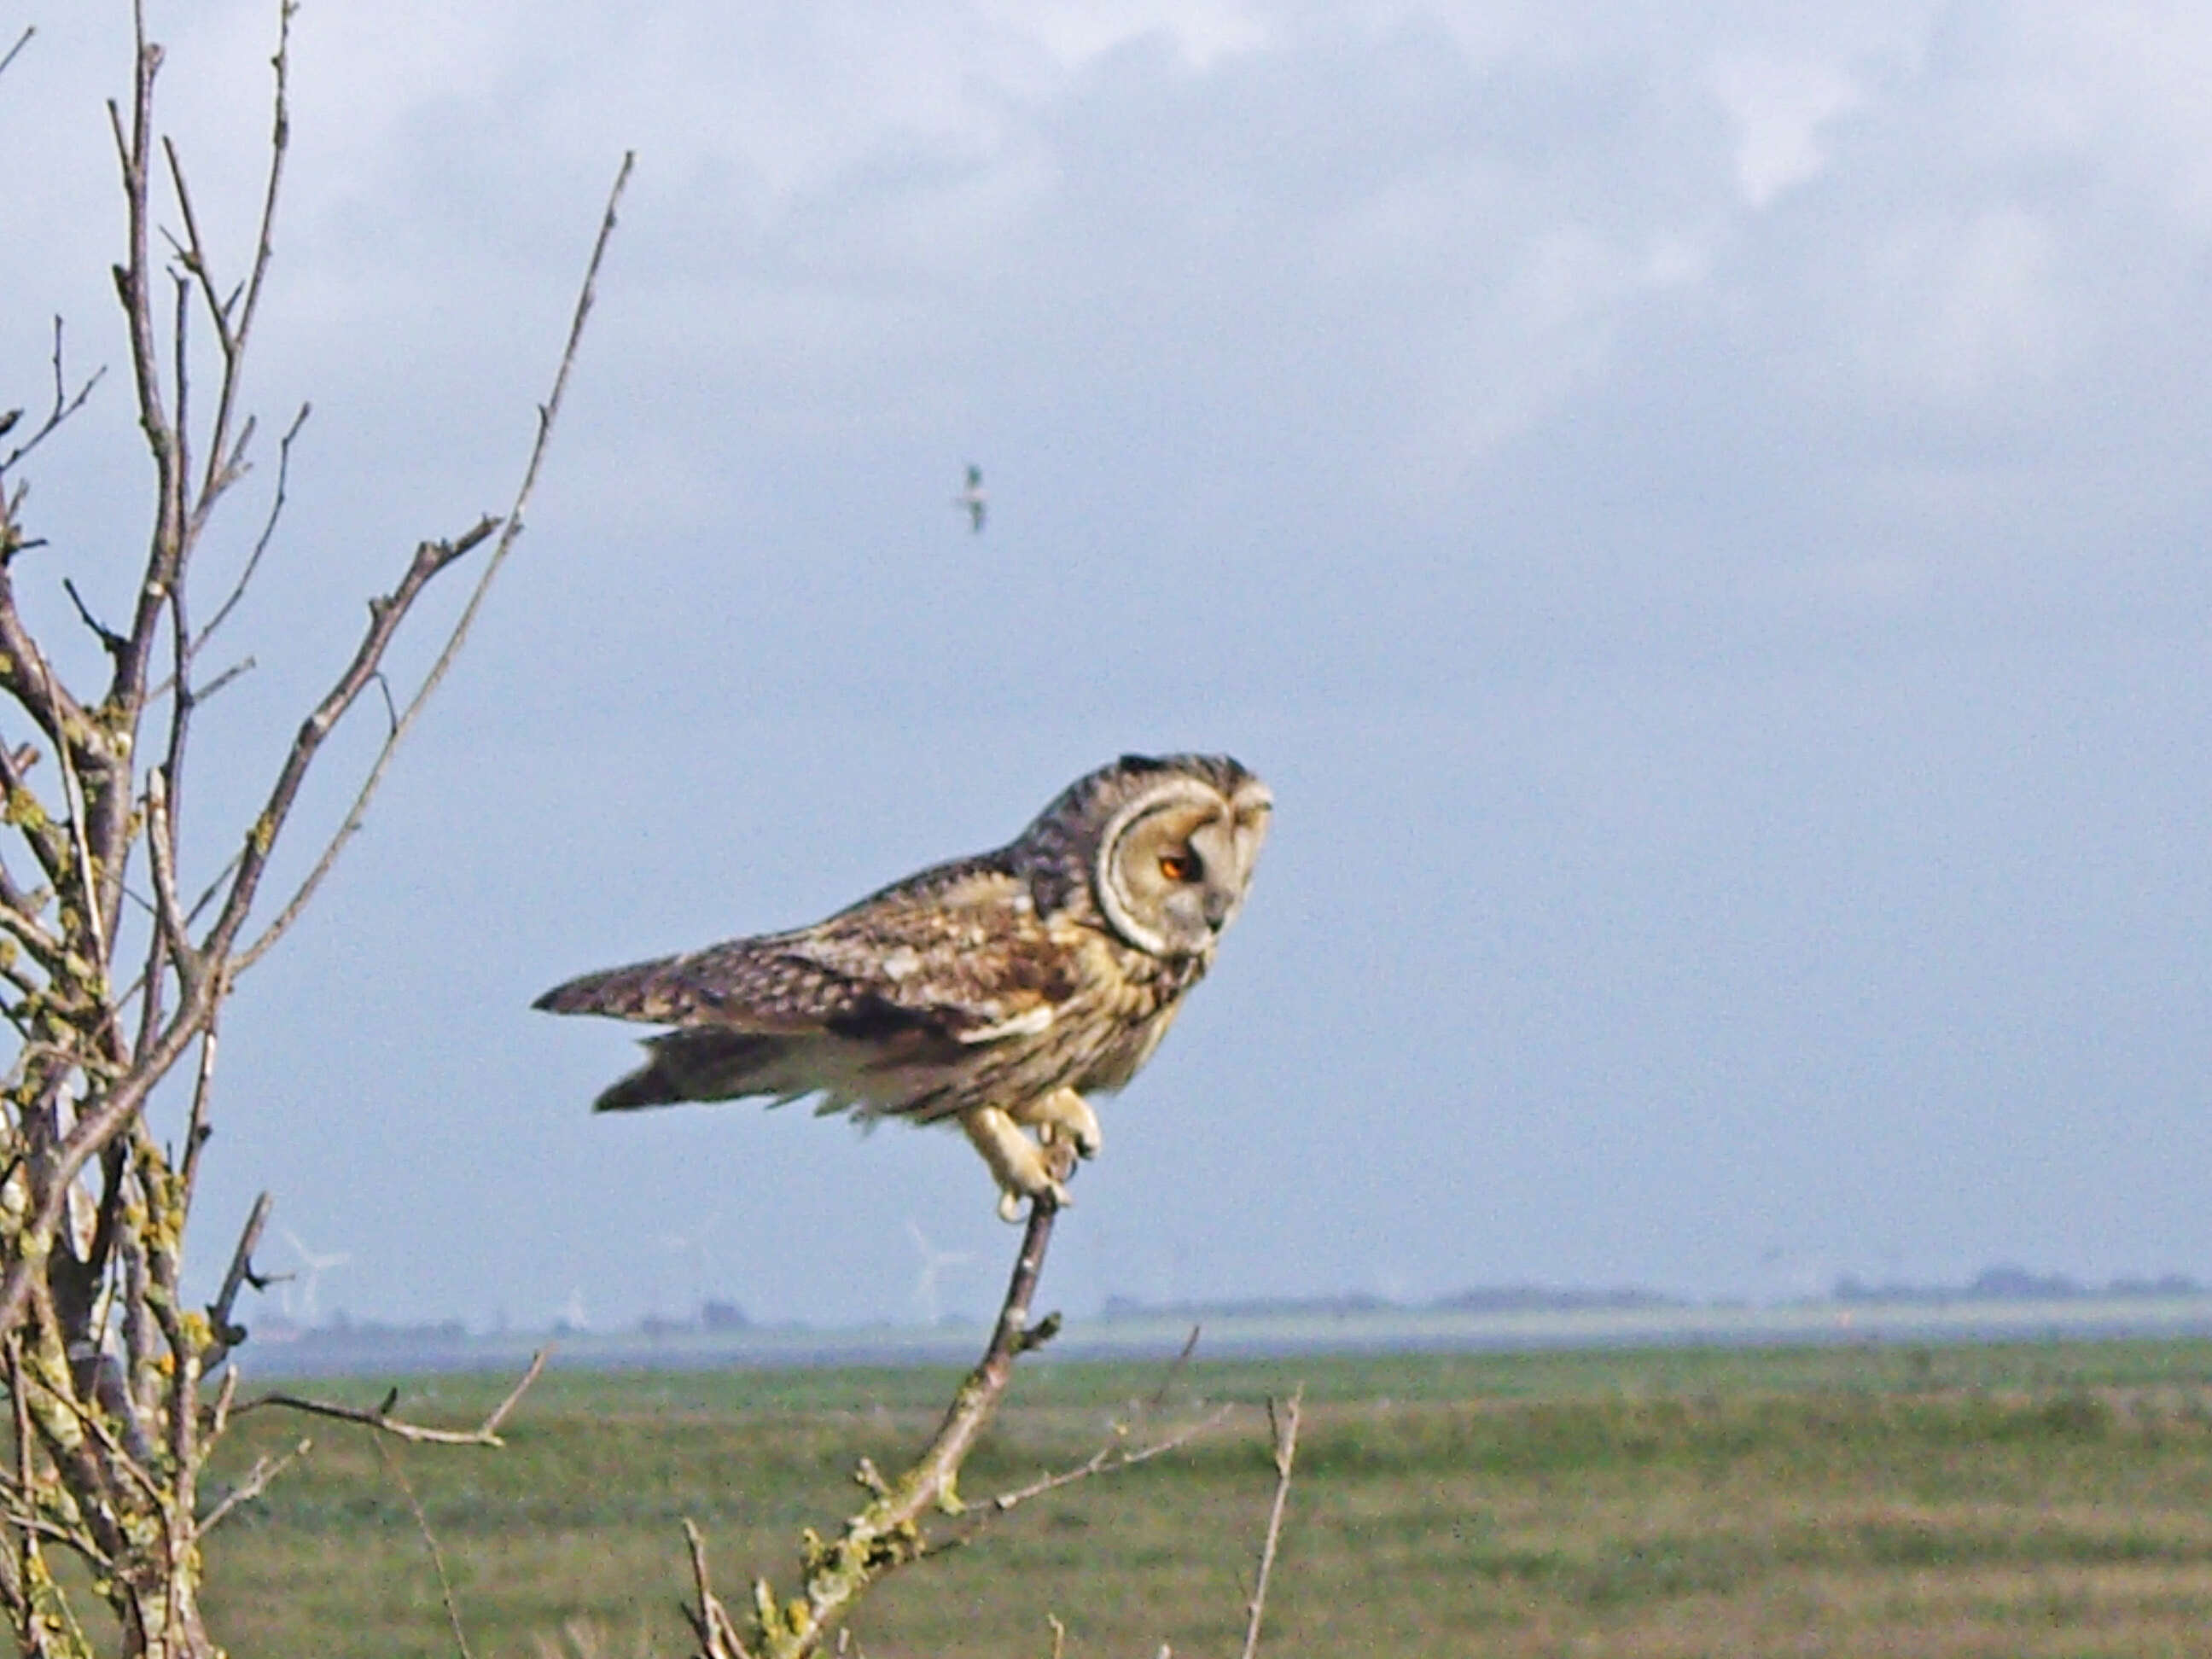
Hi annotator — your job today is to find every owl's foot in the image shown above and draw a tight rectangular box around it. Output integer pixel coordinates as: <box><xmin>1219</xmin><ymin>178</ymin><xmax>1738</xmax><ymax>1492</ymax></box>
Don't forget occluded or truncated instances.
<box><xmin>1016</xmin><ymin>1086</ymin><xmax>1103</xmax><ymax>1161</ymax></box>
<box><xmin>962</xmin><ymin>1105</ymin><xmax>1073</xmax><ymax>1221</ymax></box>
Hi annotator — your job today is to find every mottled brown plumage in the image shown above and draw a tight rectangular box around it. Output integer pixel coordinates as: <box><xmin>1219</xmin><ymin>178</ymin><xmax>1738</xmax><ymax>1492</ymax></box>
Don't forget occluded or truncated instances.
<box><xmin>535</xmin><ymin>754</ymin><xmax>1271</xmax><ymax>1216</ymax></box>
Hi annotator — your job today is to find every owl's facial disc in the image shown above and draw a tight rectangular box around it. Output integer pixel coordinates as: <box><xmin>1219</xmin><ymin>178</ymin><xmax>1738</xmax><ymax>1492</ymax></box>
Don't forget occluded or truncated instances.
<box><xmin>1097</xmin><ymin>779</ymin><xmax>1270</xmax><ymax>958</ymax></box>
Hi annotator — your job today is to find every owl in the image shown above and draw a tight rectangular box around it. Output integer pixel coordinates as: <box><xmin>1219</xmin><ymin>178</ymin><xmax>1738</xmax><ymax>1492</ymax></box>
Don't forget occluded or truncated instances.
<box><xmin>535</xmin><ymin>754</ymin><xmax>1272</xmax><ymax>1218</ymax></box>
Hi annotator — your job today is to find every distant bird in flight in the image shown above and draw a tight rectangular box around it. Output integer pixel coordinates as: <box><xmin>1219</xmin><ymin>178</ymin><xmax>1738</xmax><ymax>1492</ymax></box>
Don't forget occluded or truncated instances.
<box><xmin>955</xmin><ymin>463</ymin><xmax>987</xmax><ymax>533</ymax></box>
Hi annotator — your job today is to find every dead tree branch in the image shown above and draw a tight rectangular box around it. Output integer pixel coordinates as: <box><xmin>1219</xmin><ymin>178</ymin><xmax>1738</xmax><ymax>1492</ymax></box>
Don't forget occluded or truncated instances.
<box><xmin>190</xmin><ymin>1435</ymin><xmax>308</xmax><ymax>1540</ymax></box>
<box><xmin>0</xmin><ymin>6</ymin><xmax>624</xmax><ymax>1650</ymax></box>
<box><xmin>238</xmin><ymin>1348</ymin><xmax>549</xmax><ymax>1447</ymax></box>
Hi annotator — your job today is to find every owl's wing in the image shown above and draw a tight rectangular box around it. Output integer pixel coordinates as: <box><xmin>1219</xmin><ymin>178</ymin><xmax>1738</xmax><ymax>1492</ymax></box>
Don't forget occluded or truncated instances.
<box><xmin>533</xmin><ymin>859</ymin><xmax>1080</xmax><ymax>1045</ymax></box>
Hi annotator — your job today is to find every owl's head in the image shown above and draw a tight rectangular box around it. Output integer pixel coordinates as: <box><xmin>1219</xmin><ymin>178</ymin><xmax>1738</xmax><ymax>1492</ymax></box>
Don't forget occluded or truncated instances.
<box><xmin>1017</xmin><ymin>754</ymin><xmax>1272</xmax><ymax>958</ymax></box>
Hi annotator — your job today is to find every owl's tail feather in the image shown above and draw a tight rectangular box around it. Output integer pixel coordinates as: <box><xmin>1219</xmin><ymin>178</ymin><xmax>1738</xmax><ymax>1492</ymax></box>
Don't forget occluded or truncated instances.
<box><xmin>591</xmin><ymin>1064</ymin><xmax>684</xmax><ymax>1113</ymax></box>
<box><xmin>589</xmin><ymin>1027</ymin><xmax>792</xmax><ymax>1112</ymax></box>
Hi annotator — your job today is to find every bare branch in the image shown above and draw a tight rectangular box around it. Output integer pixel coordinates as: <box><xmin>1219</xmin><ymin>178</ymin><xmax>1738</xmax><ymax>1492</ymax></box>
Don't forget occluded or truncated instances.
<box><xmin>143</xmin><ymin>769</ymin><xmax>195</xmax><ymax>987</ymax></box>
<box><xmin>189</xmin><ymin>655</ymin><xmax>255</xmax><ymax>704</ymax></box>
<box><xmin>683</xmin><ymin>1519</ymin><xmax>759</xmax><ymax>1659</ymax></box>
<box><xmin>983</xmin><ymin>1403</ymin><xmax>1236</xmax><ymax>1519</ymax></box>
<box><xmin>58</xmin><ymin>581</ymin><xmax>125</xmax><ymax>656</ymax></box>
<box><xmin>193</xmin><ymin>1435</ymin><xmax>309</xmax><ymax>1539</ymax></box>
<box><xmin>1150</xmin><ymin>1322</ymin><xmax>1202</xmax><ymax>1411</ymax></box>
<box><xmin>0</xmin><ymin>25</ymin><xmax>32</xmax><ymax>82</ymax></box>
<box><xmin>1238</xmin><ymin>1387</ymin><xmax>1303</xmax><ymax>1659</ymax></box>
<box><xmin>237</xmin><ymin>1348</ymin><xmax>548</xmax><ymax>1447</ymax></box>
<box><xmin>191</xmin><ymin>403</ymin><xmax>308</xmax><ymax>659</ymax></box>
<box><xmin>30</xmin><ymin>650</ymin><xmax>109</xmax><ymax>972</ymax></box>
<box><xmin>928</xmin><ymin>1325</ymin><xmax>1228</xmax><ymax>1551</ymax></box>
<box><xmin>212</xmin><ymin>512</ymin><xmax>496</xmax><ymax>967</ymax></box>
<box><xmin>236</xmin><ymin>150</ymin><xmax>636</xmax><ymax>970</ymax></box>
<box><xmin>0</xmin><ymin>317</ymin><xmax>108</xmax><ymax>476</ymax></box>
<box><xmin>184</xmin><ymin>0</ymin><xmax>291</xmax><ymax>526</ymax></box>
<box><xmin>719</xmin><ymin>1196</ymin><xmax>1063</xmax><ymax>1659</ymax></box>
<box><xmin>105</xmin><ymin>14</ymin><xmax>189</xmax><ymax>722</ymax></box>
<box><xmin>201</xmin><ymin>1188</ymin><xmax>271</xmax><ymax>1366</ymax></box>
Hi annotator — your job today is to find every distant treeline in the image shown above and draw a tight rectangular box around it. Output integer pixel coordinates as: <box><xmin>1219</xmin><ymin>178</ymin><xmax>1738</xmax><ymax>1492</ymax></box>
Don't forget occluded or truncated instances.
<box><xmin>1831</xmin><ymin>1266</ymin><xmax>2206</xmax><ymax>1305</ymax></box>
<box><xmin>1098</xmin><ymin>1284</ymin><xmax>1683</xmax><ymax>1322</ymax></box>
<box><xmin>1096</xmin><ymin>1266</ymin><xmax>2210</xmax><ymax>1324</ymax></box>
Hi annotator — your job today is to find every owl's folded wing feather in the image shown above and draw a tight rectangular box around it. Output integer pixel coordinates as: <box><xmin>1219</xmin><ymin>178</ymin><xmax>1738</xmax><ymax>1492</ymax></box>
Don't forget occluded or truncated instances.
<box><xmin>532</xmin><ymin>859</ymin><xmax>1080</xmax><ymax>1045</ymax></box>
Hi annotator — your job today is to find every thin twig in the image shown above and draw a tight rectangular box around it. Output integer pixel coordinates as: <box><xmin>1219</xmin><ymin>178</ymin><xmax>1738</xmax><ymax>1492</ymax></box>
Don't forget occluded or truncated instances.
<box><xmin>190</xmin><ymin>402</ymin><xmax>307</xmax><ymax>659</ymax></box>
<box><xmin>0</xmin><ymin>317</ymin><xmax>107</xmax><ymax>476</ymax></box>
<box><xmin>142</xmin><ymin>770</ymin><xmax>195</xmax><ymax>988</ymax></box>
<box><xmin>1238</xmin><ymin>1387</ymin><xmax>1302</xmax><ymax>1659</ymax></box>
<box><xmin>60</xmin><ymin>579</ymin><xmax>124</xmax><ymax>654</ymax></box>
<box><xmin>237</xmin><ymin>1348</ymin><xmax>547</xmax><ymax>1446</ymax></box>
<box><xmin>374</xmin><ymin>1434</ymin><xmax>474</xmax><ymax>1659</ymax></box>
<box><xmin>235</xmin><ymin>149</ymin><xmax>634</xmax><ymax>971</ymax></box>
<box><xmin>193</xmin><ymin>1435</ymin><xmax>309</xmax><ymax>1538</ymax></box>
<box><xmin>981</xmin><ymin>1403</ymin><xmax>1236</xmax><ymax>1518</ymax></box>
<box><xmin>1149</xmin><ymin>1323</ymin><xmax>1202</xmax><ymax>1411</ymax></box>
<box><xmin>0</xmin><ymin>25</ymin><xmax>32</xmax><ymax>82</ymax></box>
<box><xmin>0</xmin><ymin>140</ymin><xmax>631</xmax><ymax>1336</ymax></box>
<box><xmin>189</xmin><ymin>655</ymin><xmax>256</xmax><ymax>702</ymax></box>
<box><xmin>187</xmin><ymin>0</ymin><xmax>291</xmax><ymax>524</ymax></box>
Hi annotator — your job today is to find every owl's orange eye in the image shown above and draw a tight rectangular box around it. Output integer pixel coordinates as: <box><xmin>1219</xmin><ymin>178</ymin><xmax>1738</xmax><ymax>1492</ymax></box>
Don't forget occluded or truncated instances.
<box><xmin>1158</xmin><ymin>851</ymin><xmax>1198</xmax><ymax>882</ymax></box>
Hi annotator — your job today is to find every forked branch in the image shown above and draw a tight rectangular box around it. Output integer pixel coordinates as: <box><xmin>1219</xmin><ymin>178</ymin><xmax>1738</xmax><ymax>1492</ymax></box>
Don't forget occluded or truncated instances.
<box><xmin>1238</xmin><ymin>1387</ymin><xmax>1303</xmax><ymax>1659</ymax></box>
<box><xmin>690</xmin><ymin>1197</ymin><xmax>1062</xmax><ymax>1659</ymax></box>
<box><xmin>237</xmin><ymin>1348</ymin><xmax>549</xmax><ymax>1447</ymax></box>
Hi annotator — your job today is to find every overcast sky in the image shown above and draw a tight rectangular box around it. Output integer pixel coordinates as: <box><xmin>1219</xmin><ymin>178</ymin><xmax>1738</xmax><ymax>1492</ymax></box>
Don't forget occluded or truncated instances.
<box><xmin>3</xmin><ymin>1</ymin><xmax>2208</xmax><ymax>1331</ymax></box>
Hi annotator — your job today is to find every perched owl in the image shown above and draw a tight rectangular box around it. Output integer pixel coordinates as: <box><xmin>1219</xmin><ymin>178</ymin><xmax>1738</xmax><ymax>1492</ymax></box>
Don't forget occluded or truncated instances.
<box><xmin>535</xmin><ymin>754</ymin><xmax>1271</xmax><ymax>1218</ymax></box>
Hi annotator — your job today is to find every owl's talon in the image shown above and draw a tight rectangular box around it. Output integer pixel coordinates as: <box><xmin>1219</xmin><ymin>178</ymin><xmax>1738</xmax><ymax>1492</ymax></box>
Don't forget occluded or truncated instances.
<box><xmin>996</xmin><ymin>1177</ymin><xmax>1072</xmax><ymax>1224</ymax></box>
<box><xmin>1018</xmin><ymin>1087</ymin><xmax>1103</xmax><ymax>1161</ymax></box>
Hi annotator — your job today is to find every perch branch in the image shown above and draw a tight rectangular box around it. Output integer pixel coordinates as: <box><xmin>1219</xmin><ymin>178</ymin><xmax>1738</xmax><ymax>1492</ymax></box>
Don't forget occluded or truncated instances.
<box><xmin>924</xmin><ymin>1324</ymin><xmax>1226</xmax><ymax>1557</ymax></box>
<box><xmin>719</xmin><ymin>1196</ymin><xmax>1062</xmax><ymax>1658</ymax></box>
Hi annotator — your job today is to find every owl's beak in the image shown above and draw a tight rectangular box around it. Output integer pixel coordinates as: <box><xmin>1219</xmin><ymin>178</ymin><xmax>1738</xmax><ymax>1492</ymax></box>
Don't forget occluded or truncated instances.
<box><xmin>1201</xmin><ymin>887</ymin><xmax>1237</xmax><ymax>931</ymax></box>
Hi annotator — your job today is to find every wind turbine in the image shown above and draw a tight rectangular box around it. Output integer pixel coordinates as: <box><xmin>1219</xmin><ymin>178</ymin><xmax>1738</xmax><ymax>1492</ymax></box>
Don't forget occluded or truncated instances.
<box><xmin>906</xmin><ymin>1220</ymin><xmax>973</xmax><ymax>1327</ymax></box>
<box><xmin>280</xmin><ymin>1226</ymin><xmax>351</xmax><ymax>1326</ymax></box>
<box><xmin>556</xmin><ymin>1286</ymin><xmax>590</xmax><ymax>1333</ymax></box>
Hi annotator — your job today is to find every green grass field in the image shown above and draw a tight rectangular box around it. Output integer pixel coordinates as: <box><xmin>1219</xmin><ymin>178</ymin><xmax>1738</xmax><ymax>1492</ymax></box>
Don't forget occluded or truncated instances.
<box><xmin>196</xmin><ymin>1339</ymin><xmax>2212</xmax><ymax>1656</ymax></box>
